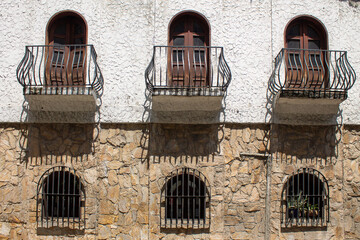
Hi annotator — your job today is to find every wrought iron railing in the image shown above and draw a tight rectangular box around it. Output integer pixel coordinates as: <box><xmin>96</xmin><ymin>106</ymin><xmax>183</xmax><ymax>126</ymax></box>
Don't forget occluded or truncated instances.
<box><xmin>17</xmin><ymin>45</ymin><xmax>103</xmax><ymax>96</ymax></box>
<box><xmin>161</xmin><ymin>168</ymin><xmax>210</xmax><ymax>229</ymax></box>
<box><xmin>36</xmin><ymin>166</ymin><xmax>85</xmax><ymax>230</ymax></box>
<box><xmin>281</xmin><ymin>168</ymin><xmax>329</xmax><ymax>228</ymax></box>
<box><xmin>145</xmin><ymin>46</ymin><xmax>231</xmax><ymax>96</ymax></box>
<box><xmin>269</xmin><ymin>48</ymin><xmax>356</xmax><ymax>99</ymax></box>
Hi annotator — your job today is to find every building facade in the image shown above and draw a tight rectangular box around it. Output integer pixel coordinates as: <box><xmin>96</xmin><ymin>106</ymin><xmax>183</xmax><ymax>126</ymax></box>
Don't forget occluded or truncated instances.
<box><xmin>0</xmin><ymin>0</ymin><xmax>359</xmax><ymax>239</ymax></box>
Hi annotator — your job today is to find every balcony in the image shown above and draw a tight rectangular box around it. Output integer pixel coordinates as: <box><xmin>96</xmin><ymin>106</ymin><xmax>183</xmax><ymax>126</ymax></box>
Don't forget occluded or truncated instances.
<box><xmin>269</xmin><ymin>48</ymin><xmax>356</xmax><ymax>125</ymax></box>
<box><xmin>17</xmin><ymin>45</ymin><xmax>103</xmax><ymax>117</ymax></box>
<box><xmin>145</xmin><ymin>46</ymin><xmax>231</xmax><ymax>123</ymax></box>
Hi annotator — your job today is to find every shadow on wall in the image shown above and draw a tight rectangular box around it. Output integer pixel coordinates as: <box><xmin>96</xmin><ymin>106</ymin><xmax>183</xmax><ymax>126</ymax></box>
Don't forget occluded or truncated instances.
<box><xmin>147</xmin><ymin>124</ymin><xmax>222</xmax><ymax>164</ymax></box>
<box><xmin>140</xmin><ymin>85</ymin><xmax>227</xmax><ymax>165</ymax></box>
<box><xmin>270</xmin><ymin>125</ymin><xmax>339</xmax><ymax>165</ymax></box>
<box><xmin>19</xmin><ymin>123</ymin><xmax>95</xmax><ymax>166</ymax></box>
<box><xmin>18</xmin><ymin>86</ymin><xmax>103</xmax><ymax>166</ymax></box>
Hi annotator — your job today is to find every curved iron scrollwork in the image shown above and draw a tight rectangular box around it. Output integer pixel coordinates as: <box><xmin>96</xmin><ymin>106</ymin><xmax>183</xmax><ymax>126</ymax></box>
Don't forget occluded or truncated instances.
<box><xmin>17</xmin><ymin>44</ymin><xmax>103</xmax><ymax>97</ymax></box>
<box><xmin>269</xmin><ymin>48</ymin><xmax>356</xmax><ymax>99</ymax></box>
<box><xmin>145</xmin><ymin>46</ymin><xmax>231</xmax><ymax>96</ymax></box>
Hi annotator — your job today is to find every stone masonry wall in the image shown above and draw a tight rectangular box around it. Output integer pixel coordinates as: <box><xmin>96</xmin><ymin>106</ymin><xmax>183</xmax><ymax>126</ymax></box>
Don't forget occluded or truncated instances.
<box><xmin>0</xmin><ymin>123</ymin><xmax>359</xmax><ymax>239</ymax></box>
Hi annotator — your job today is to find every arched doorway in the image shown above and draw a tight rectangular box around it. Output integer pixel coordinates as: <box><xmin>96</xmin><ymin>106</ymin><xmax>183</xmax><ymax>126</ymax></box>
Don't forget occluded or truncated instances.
<box><xmin>284</xmin><ymin>16</ymin><xmax>328</xmax><ymax>89</ymax></box>
<box><xmin>46</xmin><ymin>11</ymin><xmax>87</xmax><ymax>86</ymax></box>
<box><xmin>168</xmin><ymin>11</ymin><xmax>210</xmax><ymax>87</ymax></box>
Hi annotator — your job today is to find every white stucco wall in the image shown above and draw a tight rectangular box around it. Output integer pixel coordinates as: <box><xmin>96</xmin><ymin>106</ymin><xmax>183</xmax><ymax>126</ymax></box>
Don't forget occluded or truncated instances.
<box><xmin>0</xmin><ymin>0</ymin><xmax>359</xmax><ymax>124</ymax></box>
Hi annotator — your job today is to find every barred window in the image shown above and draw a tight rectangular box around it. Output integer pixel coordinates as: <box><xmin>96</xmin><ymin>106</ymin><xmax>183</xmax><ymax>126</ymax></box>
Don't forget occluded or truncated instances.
<box><xmin>281</xmin><ymin>168</ymin><xmax>329</xmax><ymax>228</ymax></box>
<box><xmin>161</xmin><ymin>168</ymin><xmax>210</xmax><ymax>229</ymax></box>
<box><xmin>36</xmin><ymin>166</ymin><xmax>85</xmax><ymax>230</ymax></box>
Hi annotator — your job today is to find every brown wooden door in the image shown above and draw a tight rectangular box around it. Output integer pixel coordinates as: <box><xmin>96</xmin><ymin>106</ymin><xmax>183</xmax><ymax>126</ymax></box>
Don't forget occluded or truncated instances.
<box><xmin>169</xmin><ymin>14</ymin><xmax>209</xmax><ymax>87</ymax></box>
<box><xmin>285</xmin><ymin>19</ymin><xmax>327</xmax><ymax>89</ymax></box>
<box><xmin>47</xmin><ymin>15</ymin><xmax>86</xmax><ymax>86</ymax></box>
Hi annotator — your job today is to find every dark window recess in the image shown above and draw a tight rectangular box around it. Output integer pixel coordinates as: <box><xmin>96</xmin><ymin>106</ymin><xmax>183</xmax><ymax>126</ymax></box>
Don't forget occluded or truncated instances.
<box><xmin>36</xmin><ymin>166</ymin><xmax>85</xmax><ymax>230</ymax></box>
<box><xmin>281</xmin><ymin>168</ymin><xmax>329</xmax><ymax>228</ymax></box>
<box><xmin>161</xmin><ymin>168</ymin><xmax>210</xmax><ymax>229</ymax></box>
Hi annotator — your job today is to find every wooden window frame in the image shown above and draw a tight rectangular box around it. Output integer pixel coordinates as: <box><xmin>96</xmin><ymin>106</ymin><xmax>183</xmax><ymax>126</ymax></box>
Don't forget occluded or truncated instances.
<box><xmin>168</xmin><ymin>11</ymin><xmax>211</xmax><ymax>87</ymax></box>
<box><xmin>284</xmin><ymin>16</ymin><xmax>328</xmax><ymax>90</ymax></box>
<box><xmin>45</xmin><ymin>11</ymin><xmax>88</xmax><ymax>87</ymax></box>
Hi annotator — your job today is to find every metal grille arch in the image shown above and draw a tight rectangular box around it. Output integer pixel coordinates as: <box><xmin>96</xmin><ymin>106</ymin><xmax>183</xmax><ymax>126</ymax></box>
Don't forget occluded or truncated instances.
<box><xmin>161</xmin><ymin>167</ymin><xmax>211</xmax><ymax>229</ymax></box>
<box><xmin>281</xmin><ymin>168</ymin><xmax>329</xmax><ymax>228</ymax></box>
<box><xmin>36</xmin><ymin>166</ymin><xmax>85</xmax><ymax>230</ymax></box>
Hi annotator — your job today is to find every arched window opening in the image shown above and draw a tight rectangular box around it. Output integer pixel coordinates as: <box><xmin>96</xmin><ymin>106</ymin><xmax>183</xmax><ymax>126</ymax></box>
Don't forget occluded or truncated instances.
<box><xmin>46</xmin><ymin>12</ymin><xmax>87</xmax><ymax>86</ymax></box>
<box><xmin>168</xmin><ymin>12</ymin><xmax>210</xmax><ymax>87</ymax></box>
<box><xmin>161</xmin><ymin>168</ymin><xmax>210</xmax><ymax>229</ymax></box>
<box><xmin>281</xmin><ymin>168</ymin><xmax>329</xmax><ymax>228</ymax></box>
<box><xmin>284</xmin><ymin>16</ymin><xmax>328</xmax><ymax>90</ymax></box>
<box><xmin>36</xmin><ymin>166</ymin><xmax>85</xmax><ymax>230</ymax></box>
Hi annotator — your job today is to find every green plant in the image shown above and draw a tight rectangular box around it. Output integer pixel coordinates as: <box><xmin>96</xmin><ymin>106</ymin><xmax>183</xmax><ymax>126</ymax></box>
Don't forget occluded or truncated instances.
<box><xmin>287</xmin><ymin>191</ymin><xmax>307</xmax><ymax>210</ymax></box>
<box><xmin>305</xmin><ymin>203</ymin><xmax>319</xmax><ymax>217</ymax></box>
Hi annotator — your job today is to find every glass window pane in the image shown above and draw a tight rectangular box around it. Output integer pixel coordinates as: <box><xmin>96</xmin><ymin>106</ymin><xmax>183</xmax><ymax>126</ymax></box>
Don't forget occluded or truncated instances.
<box><xmin>288</xmin><ymin>40</ymin><xmax>300</xmax><ymax>49</ymax></box>
<box><xmin>73</xmin><ymin>51</ymin><xmax>84</xmax><ymax>64</ymax></box>
<box><xmin>173</xmin><ymin>36</ymin><xmax>184</xmax><ymax>46</ymax></box>
<box><xmin>52</xmin><ymin>51</ymin><xmax>64</xmax><ymax>65</ymax></box>
<box><xmin>194</xmin><ymin>50</ymin><xmax>205</xmax><ymax>62</ymax></box>
<box><xmin>308</xmin><ymin>40</ymin><xmax>320</xmax><ymax>50</ymax></box>
<box><xmin>288</xmin><ymin>53</ymin><xmax>301</xmax><ymax>66</ymax></box>
<box><xmin>193</xmin><ymin>36</ymin><xmax>205</xmax><ymax>46</ymax></box>
<box><xmin>309</xmin><ymin>54</ymin><xmax>322</xmax><ymax>66</ymax></box>
<box><xmin>307</xmin><ymin>26</ymin><xmax>319</xmax><ymax>39</ymax></box>
<box><xmin>287</xmin><ymin>24</ymin><xmax>300</xmax><ymax>37</ymax></box>
<box><xmin>74</xmin><ymin>37</ymin><xmax>84</xmax><ymax>44</ymax></box>
<box><xmin>53</xmin><ymin>37</ymin><xmax>66</xmax><ymax>45</ymax></box>
<box><xmin>172</xmin><ymin>50</ymin><xmax>184</xmax><ymax>62</ymax></box>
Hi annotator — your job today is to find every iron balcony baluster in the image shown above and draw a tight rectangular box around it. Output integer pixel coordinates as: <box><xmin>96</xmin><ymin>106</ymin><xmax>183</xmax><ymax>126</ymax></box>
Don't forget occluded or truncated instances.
<box><xmin>146</xmin><ymin>46</ymin><xmax>231</xmax><ymax>96</ymax></box>
<box><xmin>269</xmin><ymin>48</ymin><xmax>356</xmax><ymax>99</ymax></box>
<box><xmin>17</xmin><ymin>44</ymin><xmax>103</xmax><ymax>97</ymax></box>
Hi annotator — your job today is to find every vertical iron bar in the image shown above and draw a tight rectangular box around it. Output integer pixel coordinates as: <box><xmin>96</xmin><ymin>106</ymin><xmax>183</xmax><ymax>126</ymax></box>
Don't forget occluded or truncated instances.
<box><xmin>181</xmin><ymin>169</ymin><xmax>184</xmax><ymax>227</ymax></box>
<box><xmin>67</xmin><ymin>167</ymin><xmax>71</xmax><ymax>227</ymax></box>
<box><xmin>193</xmin><ymin>169</ymin><xmax>195</xmax><ymax>227</ymax></box>
<box><xmin>51</xmin><ymin>167</ymin><xmax>55</xmax><ymax>227</ymax></box>
<box><xmin>46</xmin><ymin>171</ymin><xmax>50</xmax><ymax>228</ymax></box>
<box><xmin>73</xmin><ymin>170</ymin><xmax>76</xmax><ymax>228</ymax></box>
<box><xmin>164</xmin><ymin>176</ymin><xmax>166</xmax><ymax>228</ymax></box>
<box><xmin>57</xmin><ymin>167</ymin><xmax>61</xmax><ymax>226</ymax></box>
<box><xmin>78</xmin><ymin>172</ymin><xmax>81</xmax><ymax>229</ymax></box>
<box><xmin>158</xmin><ymin>47</ymin><xmax>161</xmax><ymax>86</ymax></box>
<box><xmin>198</xmin><ymin>169</ymin><xmax>201</xmax><ymax>227</ymax></box>
<box><xmin>318</xmin><ymin>170</ymin><xmax>321</xmax><ymax>226</ymax></box>
<box><xmin>176</xmin><ymin>169</ymin><xmax>178</xmax><ymax>227</ymax></box>
<box><xmin>187</xmin><ymin>170</ymin><xmax>189</xmax><ymax>228</ymax></box>
<box><xmin>312</xmin><ymin>168</ymin><xmax>315</xmax><ymax>225</ymax></box>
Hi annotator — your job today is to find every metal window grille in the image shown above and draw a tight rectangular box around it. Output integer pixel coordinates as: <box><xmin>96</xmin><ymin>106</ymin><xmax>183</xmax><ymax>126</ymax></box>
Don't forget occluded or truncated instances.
<box><xmin>281</xmin><ymin>168</ymin><xmax>329</xmax><ymax>227</ymax></box>
<box><xmin>160</xmin><ymin>168</ymin><xmax>210</xmax><ymax>229</ymax></box>
<box><xmin>36</xmin><ymin>166</ymin><xmax>85</xmax><ymax>229</ymax></box>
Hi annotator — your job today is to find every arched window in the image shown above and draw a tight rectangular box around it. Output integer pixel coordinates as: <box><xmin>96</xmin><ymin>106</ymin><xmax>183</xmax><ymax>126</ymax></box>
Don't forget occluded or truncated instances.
<box><xmin>46</xmin><ymin>11</ymin><xmax>87</xmax><ymax>86</ymax></box>
<box><xmin>284</xmin><ymin>16</ymin><xmax>328</xmax><ymax>90</ymax></box>
<box><xmin>168</xmin><ymin>11</ymin><xmax>210</xmax><ymax>87</ymax></box>
<box><xmin>161</xmin><ymin>168</ymin><xmax>210</xmax><ymax>229</ymax></box>
<box><xmin>36</xmin><ymin>166</ymin><xmax>85</xmax><ymax>229</ymax></box>
<box><xmin>281</xmin><ymin>168</ymin><xmax>329</xmax><ymax>228</ymax></box>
